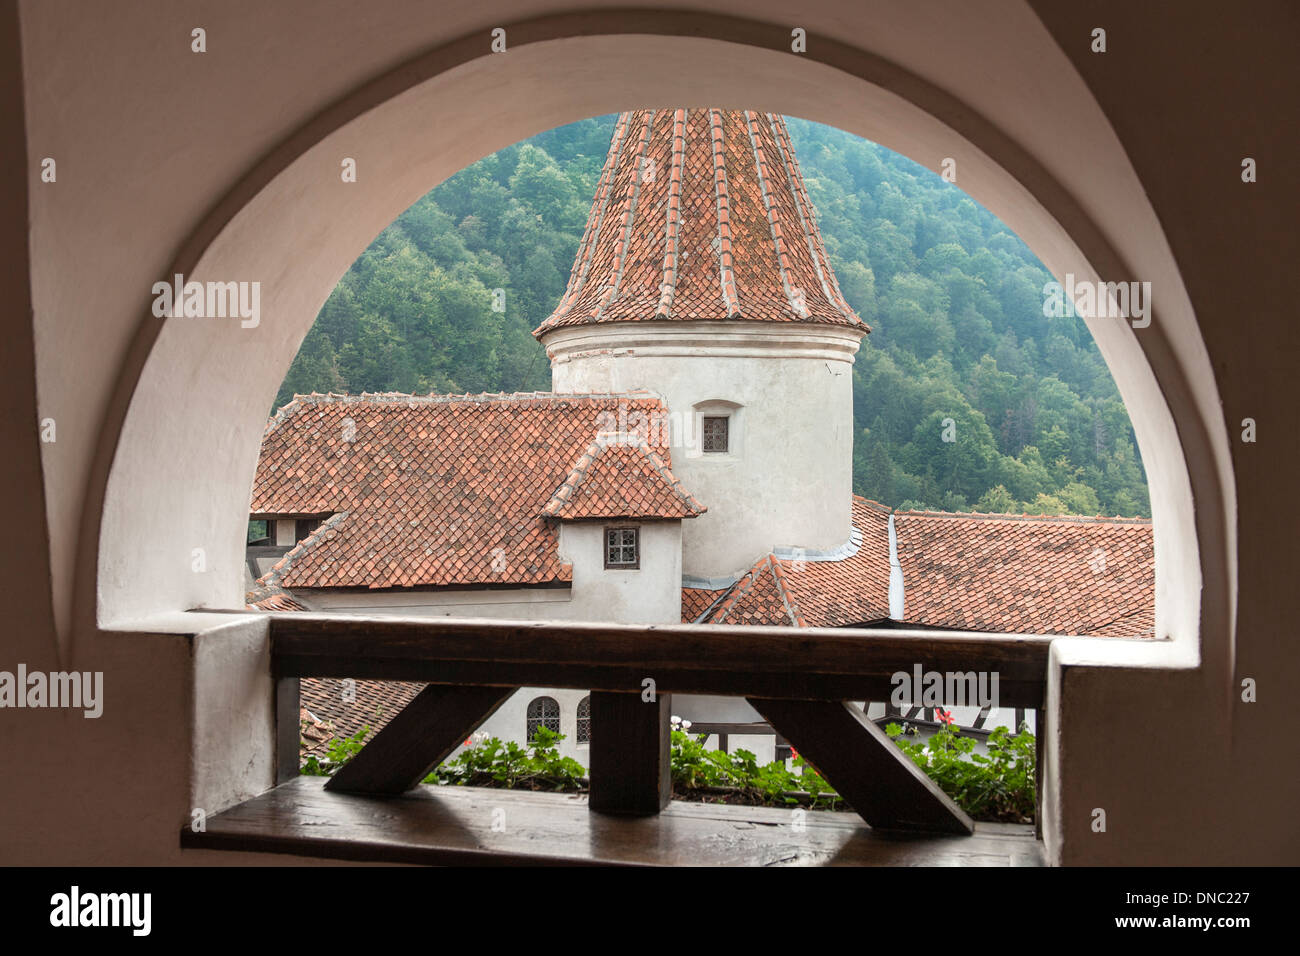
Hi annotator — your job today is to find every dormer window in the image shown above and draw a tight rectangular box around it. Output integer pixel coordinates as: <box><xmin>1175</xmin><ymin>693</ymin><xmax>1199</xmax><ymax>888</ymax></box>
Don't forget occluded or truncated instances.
<box><xmin>702</xmin><ymin>415</ymin><xmax>730</xmax><ymax>454</ymax></box>
<box><xmin>605</xmin><ymin>526</ymin><xmax>640</xmax><ymax>569</ymax></box>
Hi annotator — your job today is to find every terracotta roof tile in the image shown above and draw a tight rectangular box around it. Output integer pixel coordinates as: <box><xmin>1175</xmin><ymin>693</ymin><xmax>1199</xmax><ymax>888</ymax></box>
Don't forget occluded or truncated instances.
<box><xmin>250</xmin><ymin>391</ymin><xmax>697</xmax><ymax>591</ymax></box>
<box><xmin>542</xmin><ymin>434</ymin><xmax>706</xmax><ymax>520</ymax></box>
<box><xmin>694</xmin><ymin>498</ymin><xmax>1153</xmax><ymax>637</ymax></box>
<box><xmin>283</xmin><ymin>503</ymin><xmax>1155</xmax><ymax>758</ymax></box>
<box><xmin>775</xmin><ymin>497</ymin><xmax>893</xmax><ymax>626</ymax></box>
<box><xmin>299</xmin><ymin>677</ymin><xmax>425</xmax><ymax>750</ymax></box>
<box><xmin>681</xmin><ymin>586</ymin><xmax>721</xmax><ymax>623</ymax></box>
<box><xmin>706</xmin><ymin>554</ymin><xmax>804</xmax><ymax>627</ymax></box>
<box><xmin>536</xmin><ymin>109</ymin><xmax>868</xmax><ymax>336</ymax></box>
<box><xmin>246</xmin><ymin>590</ymin><xmax>310</xmax><ymax>612</ymax></box>
<box><xmin>892</xmin><ymin>510</ymin><xmax>1154</xmax><ymax>637</ymax></box>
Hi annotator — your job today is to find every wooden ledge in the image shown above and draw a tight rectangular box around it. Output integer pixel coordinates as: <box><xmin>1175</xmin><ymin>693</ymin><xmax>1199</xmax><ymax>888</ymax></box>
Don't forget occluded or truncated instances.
<box><xmin>183</xmin><ymin>777</ymin><xmax>1045</xmax><ymax>866</ymax></box>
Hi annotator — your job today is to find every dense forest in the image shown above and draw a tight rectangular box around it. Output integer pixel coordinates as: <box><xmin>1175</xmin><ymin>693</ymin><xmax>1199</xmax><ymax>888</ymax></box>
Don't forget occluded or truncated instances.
<box><xmin>278</xmin><ymin>115</ymin><xmax>1148</xmax><ymax>518</ymax></box>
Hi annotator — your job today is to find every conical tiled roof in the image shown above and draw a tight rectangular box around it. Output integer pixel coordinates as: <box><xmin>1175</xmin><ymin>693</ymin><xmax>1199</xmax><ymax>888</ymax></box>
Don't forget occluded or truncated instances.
<box><xmin>535</xmin><ymin>109</ymin><xmax>868</xmax><ymax>336</ymax></box>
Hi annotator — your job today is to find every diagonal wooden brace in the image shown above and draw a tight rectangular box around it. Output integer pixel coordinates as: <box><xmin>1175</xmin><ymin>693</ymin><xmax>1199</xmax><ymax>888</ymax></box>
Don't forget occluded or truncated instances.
<box><xmin>747</xmin><ymin>698</ymin><xmax>974</xmax><ymax>835</ymax></box>
<box><xmin>325</xmin><ymin>684</ymin><xmax>517</xmax><ymax>795</ymax></box>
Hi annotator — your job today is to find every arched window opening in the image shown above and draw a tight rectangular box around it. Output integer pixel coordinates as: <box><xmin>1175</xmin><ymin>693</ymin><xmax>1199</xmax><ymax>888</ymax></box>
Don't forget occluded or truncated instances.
<box><xmin>526</xmin><ymin>696</ymin><xmax>561</xmax><ymax>742</ymax></box>
<box><xmin>576</xmin><ymin>696</ymin><xmax>591</xmax><ymax>744</ymax></box>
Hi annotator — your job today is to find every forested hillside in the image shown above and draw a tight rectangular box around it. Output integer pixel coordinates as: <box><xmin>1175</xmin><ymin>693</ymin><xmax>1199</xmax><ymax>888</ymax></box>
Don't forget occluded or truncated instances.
<box><xmin>278</xmin><ymin>115</ymin><xmax>1148</xmax><ymax>517</ymax></box>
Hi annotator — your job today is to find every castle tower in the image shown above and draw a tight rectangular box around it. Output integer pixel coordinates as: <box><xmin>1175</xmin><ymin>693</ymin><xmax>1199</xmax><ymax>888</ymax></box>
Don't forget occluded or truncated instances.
<box><xmin>536</xmin><ymin>109</ymin><xmax>869</xmax><ymax>579</ymax></box>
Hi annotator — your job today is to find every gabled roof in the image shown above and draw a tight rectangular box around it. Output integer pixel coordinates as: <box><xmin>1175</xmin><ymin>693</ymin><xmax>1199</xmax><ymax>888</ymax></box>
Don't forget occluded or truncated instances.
<box><xmin>690</xmin><ymin>498</ymin><xmax>892</xmax><ymax>628</ymax></box>
<box><xmin>249</xmin><ymin>391</ymin><xmax>699</xmax><ymax>592</ymax></box>
<box><xmin>542</xmin><ymin>434</ymin><xmax>706</xmax><ymax>520</ymax></box>
<box><xmin>535</xmin><ymin>109</ymin><xmax>868</xmax><ymax>336</ymax></box>
<box><xmin>706</xmin><ymin>554</ymin><xmax>805</xmax><ymax>627</ymax></box>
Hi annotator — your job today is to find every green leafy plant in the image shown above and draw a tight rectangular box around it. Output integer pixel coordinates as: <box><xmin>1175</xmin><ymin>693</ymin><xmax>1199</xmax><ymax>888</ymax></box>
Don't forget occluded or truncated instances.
<box><xmin>300</xmin><ymin>724</ymin><xmax>371</xmax><ymax>776</ymax></box>
<box><xmin>424</xmin><ymin>725</ymin><xmax>587</xmax><ymax>791</ymax></box>
<box><xmin>885</xmin><ymin>720</ymin><xmax>1036</xmax><ymax>823</ymax></box>
<box><xmin>669</xmin><ymin>729</ymin><xmax>843</xmax><ymax>809</ymax></box>
<box><xmin>298</xmin><ymin>717</ymin><xmax>1036</xmax><ymax>824</ymax></box>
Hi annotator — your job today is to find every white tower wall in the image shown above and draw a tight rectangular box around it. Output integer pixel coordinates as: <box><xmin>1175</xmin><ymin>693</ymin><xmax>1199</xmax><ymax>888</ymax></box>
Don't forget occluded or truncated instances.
<box><xmin>544</xmin><ymin>321</ymin><xmax>865</xmax><ymax>579</ymax></box>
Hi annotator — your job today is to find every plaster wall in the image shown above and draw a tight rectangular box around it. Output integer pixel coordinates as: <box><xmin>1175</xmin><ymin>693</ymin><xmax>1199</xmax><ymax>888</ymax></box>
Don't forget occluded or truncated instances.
<box><xmin>467</xmin><ymin>687</ymin><xmax>594</xmax><ymax>766</ymax></box>
<box><xmin>299</xmin><ymin>521</ymin><xmax>683</xmax><ymax>624</ymax></box>
<box><xmin>547</xmin><ymin>322</ymin><xmax>864</xmax><ymax>577</ymax></box>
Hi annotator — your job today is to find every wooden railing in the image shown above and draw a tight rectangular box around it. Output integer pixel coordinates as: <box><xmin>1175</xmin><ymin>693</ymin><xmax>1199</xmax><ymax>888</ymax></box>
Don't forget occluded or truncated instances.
<box><xmin>271</xmin><ymin>616</ymin><xmax>1052</xmax><ymax>836</ymax></box>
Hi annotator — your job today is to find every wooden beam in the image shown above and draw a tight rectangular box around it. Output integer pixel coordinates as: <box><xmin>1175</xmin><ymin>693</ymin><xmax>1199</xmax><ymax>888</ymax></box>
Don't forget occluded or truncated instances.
<box><xmin>587</xmin><ymin>691</ymin><xmax>671</xmax><ymax>816</ymax></box>
<box><xmin>275</xmin><ymin>677</ymin><xmax>300</xmax><ymax>785</ymax></box>
<box><xmin>272</xmin><ymin>617</ymin><xmax>1050</xmax><ymax>706</ymax></box>
<box><xmin>325</xmin><ymin>684</ymin><xmax>515</xmax><ymax>795</ymax></box>
<box><xmin>748</xmin><ymin>698</ymin><xmax>975</xmax><ymax>835</ymax></box>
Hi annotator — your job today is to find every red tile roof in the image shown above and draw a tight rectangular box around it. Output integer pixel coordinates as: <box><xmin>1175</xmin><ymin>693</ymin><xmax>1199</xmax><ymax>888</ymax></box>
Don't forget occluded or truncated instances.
<box><xmin>250</xmin><ymin>391</ymin><xmax>699</xmax><ymax>592</ymax></box>
<box><xmin>706</xmin><ymin>554</ymin><xmax>804</xmax><ymax>627</ymax></box>
<box><xmin>535</xmin><ymin>109</ymin><xmax>868</xmax><ymax>336</ymax></box>
<box><xmin>691</xmin><ymin>498</ymin><xmax>1153</xmax><ymax>637</ymax></box>
<box><xmin>893</xmin><ymin>510</ymin><xmax>1155</xmax><ymax>637</ymax></box>
<box><xmin>246</xmin><ymin>589</ymin><xmax>310</xmax><ymax>612</ymax></box>
<box><xmin>542</xmin><ymin>434</ymin><xmax>706</xmax><ymax>520</ymax></box>
<box><xmin>249</xmin><ymin>393</ymin><xmax>1152</xmax><ymax>637</ymax></box>
<box><xmin>777</xmin><ymin>498</ymin><xmax>893</xmax><ymax>627</ymax></box>
<box><xmin>299</xmin><ymin>677</ymin><xmax>426</xmax><ymax>749</ymax></box>
<box><xmin>255</xmin><ymin>491</ymin><xmax>1154</xmax><ymax>638</ymax></box>
<box><xmin>681</xmin><ymin>586</ymin><xmax>721</xmax><ymax>623</ymax></box>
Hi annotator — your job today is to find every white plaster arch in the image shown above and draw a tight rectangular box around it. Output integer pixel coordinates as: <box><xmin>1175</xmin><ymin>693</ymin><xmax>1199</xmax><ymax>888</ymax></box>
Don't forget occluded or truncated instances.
<box><xmin>92</xmin><ymin>12</ymin><xmax>1232</xmax><ymax>706</ymax></box>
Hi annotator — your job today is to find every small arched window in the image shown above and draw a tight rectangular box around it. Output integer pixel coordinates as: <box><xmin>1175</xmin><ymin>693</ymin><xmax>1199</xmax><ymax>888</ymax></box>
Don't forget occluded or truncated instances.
<box><xmin>525</xmin><ymin>696</ymin><xmax>561</xmax><ymax>741</ymax></box>
<box><xmin>576</xmin><ymin>696</ymin><xmax>591</xmax><ymax>744</ymax></box>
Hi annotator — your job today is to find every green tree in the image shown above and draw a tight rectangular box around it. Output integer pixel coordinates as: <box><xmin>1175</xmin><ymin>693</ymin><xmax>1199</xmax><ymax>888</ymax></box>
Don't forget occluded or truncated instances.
<box><xmin>976</xmin><ymin>484</ymin><xmax>1018</xmax><ymax>514</ymax></box>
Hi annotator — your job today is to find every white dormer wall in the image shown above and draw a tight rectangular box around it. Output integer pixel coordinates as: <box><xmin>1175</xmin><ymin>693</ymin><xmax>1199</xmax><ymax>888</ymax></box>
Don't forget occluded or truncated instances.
<box><xmin>294</xmin><ymin>520</ymin><xmax>683</xmax><ymax>626</ymax></box>
<box><xmin>545</xmin><ymin>320</ymin><xmax>865</xmax><ymax>580</ymax></box>
<box><xmin>555</xmin><ymin>520</ymin><xmax>683</xmax><ymax>624</ymax></box>
<box><xmin>274</xmin><ymin>520</ymin><xmax>297</xmax><ymax>547</ymax></box>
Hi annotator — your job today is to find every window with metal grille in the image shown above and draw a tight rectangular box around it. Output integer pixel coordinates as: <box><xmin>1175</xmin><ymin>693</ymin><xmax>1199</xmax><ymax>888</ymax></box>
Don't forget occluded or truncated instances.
<box><xmin>576</xmin><ymin>695</ymin><xmax>591</xmax><ymax>744</ymax></box>
<box><xmin>525</xmin><ymin>696</ymin><xmax>560</xmax><ymax>741</ymax></box>
<box><xmin>702</xmin><ymin>415</ymin><xmax>729</xmax><ymax>453</ymax></box>
<box><xmin>604</xmin><ymin>526</ymin><xmax>639</xmax><ymax>568</ymax></box>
